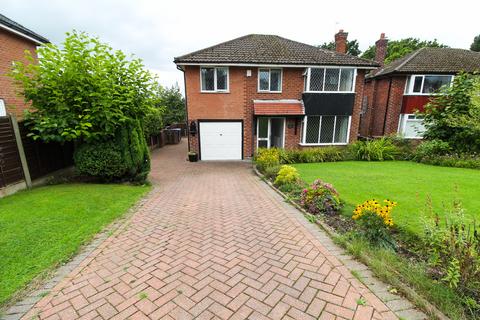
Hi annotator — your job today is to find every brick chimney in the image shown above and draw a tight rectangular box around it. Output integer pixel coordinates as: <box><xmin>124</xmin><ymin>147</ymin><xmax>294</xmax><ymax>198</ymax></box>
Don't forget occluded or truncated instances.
<box><xmin>334</xmin><ymin>29</ymin><xmax>348</xmax><ymax>54</ymax></box>
<box><xmin>375</xmin><ymin>33</ymin><xmax>388</xmax><ymax>66</ymax></box>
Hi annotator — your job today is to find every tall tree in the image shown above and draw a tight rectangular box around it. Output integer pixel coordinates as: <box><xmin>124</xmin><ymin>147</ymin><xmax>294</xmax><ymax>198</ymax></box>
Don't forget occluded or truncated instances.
<box><xmin>318</xmin><ymin>40</ymin><xmax>361</xmax><ymax>56</ymax></box>
<box><xmin>361</xmin><ymin>38</ymin><xmax>448</xmax><ymax>64</ymax></box>
<box><xmin>471</xmin><ymin>34</ymin><xmax>480</xmax><ymax>52</ymax></box>
<box><xmin>160</xmin><ymin>84</ymin><xmax>186</xmax><ymax>126</ymax></box>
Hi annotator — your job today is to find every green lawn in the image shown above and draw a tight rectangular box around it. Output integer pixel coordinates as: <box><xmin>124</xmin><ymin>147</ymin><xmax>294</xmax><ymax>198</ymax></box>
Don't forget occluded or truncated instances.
<box><xmin>293</xmin><ymin>161</ymin><xmax>480</xmax><ymax>235</ymax></box>
<box><xmin>0</xmin><ymin>183</ymin><xmax>149</xmax><ymax>307</ymax></box>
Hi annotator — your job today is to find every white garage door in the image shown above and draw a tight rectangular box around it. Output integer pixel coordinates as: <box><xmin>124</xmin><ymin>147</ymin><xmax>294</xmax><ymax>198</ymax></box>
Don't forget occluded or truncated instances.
<box><xmin>199</xmin><ymin>122</ymin><xmax>242</xmax><ymax>160</ymax></box>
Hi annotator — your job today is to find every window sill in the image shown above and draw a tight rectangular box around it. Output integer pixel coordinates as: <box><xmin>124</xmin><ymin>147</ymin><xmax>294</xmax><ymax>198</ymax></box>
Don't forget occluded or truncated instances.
<box><xmin>200</xmin><ymin>91</ymin><xmax>230</xmax><ymax>94</ymax></box>
<box><xmin>303</xmin><ymin>91</ymin><xmax>355</xmax><ymax>94</ymax></box>
<box><xmin>403</xmin><ymin>93</ymin><xmax>442</xmax><ymax>96</ymax></box>
<box><xmin>299</xmin><ymin>142</ymin><xmax>348</xmax><ymax>146</ymax></box>
<box><xmin>257</xmin><ymin>90</ymin><xmax>283</xmax><ymax>94</ymax></box>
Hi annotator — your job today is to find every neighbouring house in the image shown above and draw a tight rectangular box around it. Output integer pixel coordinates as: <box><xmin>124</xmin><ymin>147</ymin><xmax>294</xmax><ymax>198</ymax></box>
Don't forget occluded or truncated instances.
<box><xmin>0</xmin><ymin>13</ymin><xmax>49</xmax><ymax>119</ymax></box>
<box><xmin>174</xmin><ymin>31</ymin><xmax>379</xmax><ymax>160</ymax></box>
<box><xmin>360</xmin><ymin>34</ymin><xmax>480</xmax><ymax>139</ymax></box>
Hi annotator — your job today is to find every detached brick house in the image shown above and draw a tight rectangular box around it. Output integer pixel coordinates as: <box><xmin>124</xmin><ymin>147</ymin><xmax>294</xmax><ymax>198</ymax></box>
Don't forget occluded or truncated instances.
<box><xmin>174</xmin><ymin>32</ymin><xmax>379</xmax><ymax>160</ymax></box>
<box><xmin>360</xmin><ymin>34</ymin><xmax>480</xmax><ymax>139</ymax></box>
<box><xmin>0</xmin><ymin>14</ymin><xmax>49</xmax><ymax>119</ymax></box>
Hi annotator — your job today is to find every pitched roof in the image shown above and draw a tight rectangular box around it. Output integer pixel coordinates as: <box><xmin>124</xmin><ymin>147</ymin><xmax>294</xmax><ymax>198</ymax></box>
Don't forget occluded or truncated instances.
<box><xmin>174</xmin><ymin>34</ymin><xmax>379</xmax><ymax>68</ymax></box>
<box><xmin>371</xmin><ymin>47</ymin><xmax>480</xmax><ymax>78</ymax></box>
<box><xmin>0</xmin><ymin>13</ymin><xmax>49</xmax><ymax>44</ymax></box>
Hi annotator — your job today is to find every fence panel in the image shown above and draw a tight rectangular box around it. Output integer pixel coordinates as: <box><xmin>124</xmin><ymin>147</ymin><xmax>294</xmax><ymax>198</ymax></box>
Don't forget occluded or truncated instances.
<box><xmin>0</xmin><ymin>117</ymin><xmax>24</xmax><ymax>187</ymax></box>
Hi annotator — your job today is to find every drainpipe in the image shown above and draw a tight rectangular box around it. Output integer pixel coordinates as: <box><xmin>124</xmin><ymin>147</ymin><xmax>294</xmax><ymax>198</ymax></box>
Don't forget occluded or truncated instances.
<box><xmin>176</xmin><ymin>65</ymin><xmax>190</xmax><ymax>152</ymax></box>
<box><xmin>382</xmin><ymin>78</ymin><xmax>393</xmax><ymax>136</ymax></box>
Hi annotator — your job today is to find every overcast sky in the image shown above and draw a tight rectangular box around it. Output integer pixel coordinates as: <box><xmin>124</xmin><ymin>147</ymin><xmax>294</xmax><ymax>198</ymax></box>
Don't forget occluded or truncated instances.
<box><xmin>2</xmin><ymin>0</ymin><xmax>478</xmax><ymax>93</ymax></box>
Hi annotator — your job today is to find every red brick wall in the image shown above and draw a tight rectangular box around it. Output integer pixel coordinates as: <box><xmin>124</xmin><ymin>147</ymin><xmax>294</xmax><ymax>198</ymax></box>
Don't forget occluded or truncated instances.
<box><xmin>349</xmin><ymin>70</ymin><xmax>366</xmax><ymax>143</ymax></box>
<box><xmin>185</xmin><ymin>66</ymin><xmax>304</xmax><ymax>158</ymax></box>
<box><xmin>359</xmin><ymin>75</ymin><xmax>406</xmax><ymax>137</ymax></box>
<box><xmin>0</xmin><ymin>29</ymin><xmax>38</xmax><ymax>119</ymax></box>
<box><xmin>184</xmin><ymin>65</ymin><xmax>366</xmax><ymax>158</ymax></box>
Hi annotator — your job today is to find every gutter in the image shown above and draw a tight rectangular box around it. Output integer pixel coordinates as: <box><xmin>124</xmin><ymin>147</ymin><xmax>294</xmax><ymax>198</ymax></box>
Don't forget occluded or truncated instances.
<box><xmin>0</xmin><ymin>23</ymin><xmax>49</xmax><ymax>45</ymax></box>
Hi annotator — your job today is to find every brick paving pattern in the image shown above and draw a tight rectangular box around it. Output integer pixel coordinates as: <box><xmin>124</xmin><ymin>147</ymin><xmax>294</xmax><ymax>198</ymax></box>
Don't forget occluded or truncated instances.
<box><xmin>18</xmin><ymin>140</ymin><xmax>408</xmax><ymax>319</ymax></box>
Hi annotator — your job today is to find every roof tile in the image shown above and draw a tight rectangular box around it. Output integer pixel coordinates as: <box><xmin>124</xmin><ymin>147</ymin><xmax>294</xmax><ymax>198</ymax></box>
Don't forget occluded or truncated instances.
<box><xmin>175</xmin><ymin>34</ymin><xmax>378</xmax><ymax>67</ymax></box>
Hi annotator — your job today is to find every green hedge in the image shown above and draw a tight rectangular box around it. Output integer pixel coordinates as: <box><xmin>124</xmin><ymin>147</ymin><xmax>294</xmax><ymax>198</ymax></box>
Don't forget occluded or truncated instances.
<box><xmin>74</xmin><ymin>120</ymin><xmax>150</xmax><ymax>182</ymax></box>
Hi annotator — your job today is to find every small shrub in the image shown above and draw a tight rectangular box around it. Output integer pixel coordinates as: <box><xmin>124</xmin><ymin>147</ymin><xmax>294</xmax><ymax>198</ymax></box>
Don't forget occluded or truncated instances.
<box><xmin>277</xmin><ymin>180</ymin><xmax>306</xmax><ymax>199</ymax></box>
<box><xmin>385</xmin><ymin>135</ymin><xmax>416</xmax><ymax>160</ymax></box>
<box><xmin>418</xmin><ymin>153</ymin><xmax>480</xmax><ymax>169</ymax></box>
<box><xmin>264</xmin><ymin>165</ymin><xmax>281</xmax><ymax>181</ymax></box>
<box><xmin>349</xmin><ymin>137</ymin><xmax>399</xmax><ymax>161</ymax></box>
<box><xmin>413</xmin><ymin>139</ymin><xmax>451</xmax><ymax>161</ymax></box>
<box><xmin>274</xmin><ymin>165</ymin><xmax>300</xmax><ymax>186</ymax></box>
<box><xmin>352</xmin><ymin>199</ymin><xmax>396</xmax><ymax>248</ymax></box>
<box><xmin>281</xmin><ymin>147</ymin><xmax>345</xmax><ymax>164</ymax></box>
<box><xmin>423</xmin><ymin>200</ymin><xmax>480</xmax><ymax>310</ymax></box>
<box><xmin>300</xmin><ymin>179</ymin><xmax>342</xmax><ymax>215</ymax></box>
<box><xmin>74</xmin><ymin>141</ymin><xmax>127</xmax><ymax>181</ymax></box>
<box><xmin>255</xmin><ymin>148</ymin><xmax>280</xmax><ymax>172</ymax></box>
<box><xmin>74</xmin><ymin>120</ymin><xmax>150</xmax><ymax>183</ymax></box>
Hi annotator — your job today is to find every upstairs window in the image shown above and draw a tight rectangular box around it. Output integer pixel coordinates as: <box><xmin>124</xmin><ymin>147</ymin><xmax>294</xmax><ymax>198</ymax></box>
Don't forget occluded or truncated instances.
<box><xmin>405</xmin><ymin>75</ymin><xmax>453</xmax><ymax>94</ymax></box>
<box><xmin>200</xmin><ymin>67</ymin><xmax>229</xmax><ymax>92</ymax></box>
<box><xmin>305</xmin><ymin>67</ymin><xmax>355</xmax><ymax>92</ymax></box>
<box><xmin>258</xmin><ymin>68</ymin><xmax>282</xmax><ymax>92</ymax></box>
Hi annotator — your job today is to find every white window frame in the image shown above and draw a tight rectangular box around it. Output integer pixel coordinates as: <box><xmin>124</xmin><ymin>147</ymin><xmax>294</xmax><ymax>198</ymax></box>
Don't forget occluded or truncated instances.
<box><xmin>397</xmin><ymin>113</ymin><xmax>425</xmax><ymax>139</ymax></box>
<box><xmin>404</xmin><ymin>74</ymin><xmax>454</xmax><ymax>96</ymax></box>
<box><xmin>300</xmin><ymin>115</ymin><xmax>352</xmax><ymax>146</ymax></box>
<box><xmin>200</xmin><ymin>66</ymin><xmax>229</xmax><ymax>93</ymax></box>
<box><xmin>258</xmin><ymin>68</ymin><xmax>283</xmax><ymax>93</ymax></box>
<box><xmin>304</xmin><ymin>66</ymin><xmax>357</xmax><ymax>93</ymax></box>
<box><xmin>256</xmin><ymin>117</ymin><xmax>286</xmax><ymax>149</ymax></box>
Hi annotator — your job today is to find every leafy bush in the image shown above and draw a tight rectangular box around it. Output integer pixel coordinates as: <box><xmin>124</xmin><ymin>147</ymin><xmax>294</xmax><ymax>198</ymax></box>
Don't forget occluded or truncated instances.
<box><xmin>143</xmin><ymin>107</ymin><xmax>164</xmax><ymax>138</ymax></box>
<box><xmin>74</xmin><ymin>120</ymin><xmax>150</xmax><ymax>182</ymax></box>
<box><xmin>349</xmin><ymin>137</ymin><xmax>399</xmax><ymax>161</ymax></box>
<box><xmin>352</xmin><ymin>199</ymin><xmax>396</xmax><ymax>248</ymax></box>
<box><xmin>418</xmin><ymin>153</ymin><xmax>480</xmax><ymax>170</ymax></box>
<box><xmin>300</xmin><ymin>179</ymin><xmax>342</xmax><ymax>215</ymax></box>
<box><xmin>385</xmin><ymin>135</ymin><xmax>416</xmax><ymax>160</ymax></box>
<box><xmin>255</xmin><ymin>148</ymin><xmax>281</xmax><ymax>172</ymax></box>
<box><xmin>280</xmin><ymin>147</ymin><xmax>345</xmax><ymax>164</ymax></box>
<box><xmin>413</xmin><ymin>139</ymin><xmax>451</xmax><ymax>161</ymax></box>
<box><xmin>423</xmin><ymin>73</ymin><xmax>480</xmax><ymax>153</ymax></box>
<box><xmin>274</xmin><ymin>165</ymin><xmax>300</xmax><ymax>186</ymax></box>
<box><xmin>11</xmin><ymin>31</ymin><xmax>159</xmax><ymax>143</ymax></box>
<box><xmin>423</xmin><ymin>201</ymin><xmax>480</xmax><ymax>315</ymax></box>
<box><xmin>74</xmin><ymin>141</ymin><xmax>126</xmax><ymax>181</ymax></box>
<box><xmin>263</xmin><ymin>165</ymin><xmax>281</xmax><ymax>181</ymax></box>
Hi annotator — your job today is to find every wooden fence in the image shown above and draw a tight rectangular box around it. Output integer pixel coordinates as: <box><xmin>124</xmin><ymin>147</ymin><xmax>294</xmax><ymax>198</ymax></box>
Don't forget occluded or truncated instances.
<box><xmin>0</xmin><ymin>117</ymin><xmax>24</xmax><ymax>188</ymax></box>
<box><xmin>0</xmin><ymin>115</ymin><xmax>73</xmax><ymax>189</ymax></box>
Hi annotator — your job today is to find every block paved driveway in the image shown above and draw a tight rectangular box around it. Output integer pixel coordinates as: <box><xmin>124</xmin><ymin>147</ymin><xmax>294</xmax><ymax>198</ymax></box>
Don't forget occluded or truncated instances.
<box><xmin>24</xmin><ymin>140</ymin><xmax>399</xmax><ymax>320</ymax></box>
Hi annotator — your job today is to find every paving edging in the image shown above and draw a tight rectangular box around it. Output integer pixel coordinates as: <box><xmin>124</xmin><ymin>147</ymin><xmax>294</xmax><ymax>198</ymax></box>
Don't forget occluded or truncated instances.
<box><xmin>253</xmin><ymin>166</ymin><xmax>449</xmax><ymax>320</ymax></box>
<box><xmin>0</xmin><ymin>186</ymin><xmax>156</xmax><ymax>320</ymax></box>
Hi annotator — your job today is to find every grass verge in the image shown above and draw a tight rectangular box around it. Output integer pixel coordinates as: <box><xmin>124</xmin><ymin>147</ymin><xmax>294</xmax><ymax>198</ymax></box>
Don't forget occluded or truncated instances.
<box><xmin>0</xmin><ymin>183</ymin><xmax>150</xmax><ymax>307</ymax></box>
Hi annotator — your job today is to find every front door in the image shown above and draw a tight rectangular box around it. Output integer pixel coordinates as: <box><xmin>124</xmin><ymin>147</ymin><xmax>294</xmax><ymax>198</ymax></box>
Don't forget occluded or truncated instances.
<box><xmin>257</xmin><ymin>117</ymin><xmax>285</xmax><ymax>149</ymax></box>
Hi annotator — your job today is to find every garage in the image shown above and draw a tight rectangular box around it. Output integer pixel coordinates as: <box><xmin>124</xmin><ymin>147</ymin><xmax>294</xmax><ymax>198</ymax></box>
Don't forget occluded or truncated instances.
<box><xmin>199</xmin><ymin>121</ymin><xmax>242</xmax><ymax>160</ymax></box>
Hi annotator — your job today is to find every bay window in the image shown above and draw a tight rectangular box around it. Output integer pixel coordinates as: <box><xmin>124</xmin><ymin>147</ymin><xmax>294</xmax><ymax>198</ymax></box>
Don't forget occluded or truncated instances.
<box><xmin>258</xmin><ymin>68</ymin><xmax>282</xmax><ymax>92</ymax></box>
<box><xmin>305</xmin><ymin>67</ymin><xmax>355</xmax><ymax>92</ymax></box>
<box><xmin>200</xmin><ymin>67</ymin><xmax>229</xmax><ymax>92</ymax></box>
<box><xmin>302</xmin><ymin>115</ymin><xmax>350</xmax><ymax>145</ymax></box>
<box><xmin>398</xmin><ymin>114</ymin><xmax>425</xmax><ymax>139</ymax></box>
<box><xmin>405</xmin><ymin>75</ymin><xmax>453</xmax><ymax>94</ymax></box>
